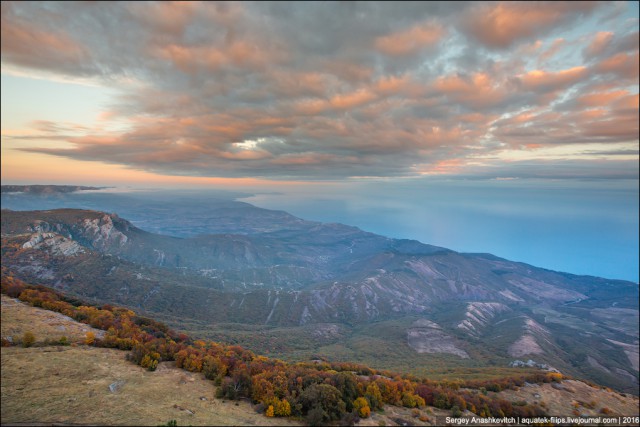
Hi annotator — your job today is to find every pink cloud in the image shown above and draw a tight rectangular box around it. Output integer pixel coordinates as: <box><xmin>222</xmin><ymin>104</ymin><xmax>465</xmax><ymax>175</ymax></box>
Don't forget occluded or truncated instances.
<box><xmin>418</xmin><ymin>159</ymin><xmax>464</xmax><ymax>175</ymax></box>
<box><xmin>330</xmin><ymin>89</ymin><xmax>377</xmax><ymax>110</ymax></box>
<box><xmin>375</xmin><ymin>22</ymin><xmax>444</xmax><ymax>56</ymax></box>
<box><xmin>1</xmin><ymin>6</ymin><xmax>89</xmax><ymax>73</ymax></box>
<box><xmin>461</xmin><ymin>1</ymin><xmax>600</xmax><ymax>49</ymax></box>
<box><xmin>433</xmin><ymin>72</ymin><xmax>511</xmax><ymax>108</ymax></box>
<box><xmin>576</xmin><ymin>90</ymin><xmax>629</xmax><ymax>107</ymax></box>
<box><xmin>128</xmin><ymin>1</ymin><xmax>198</xmax><ymax>36</ymax></box>
<box><xmin>612</xmin><ymin>93</ymin><xmax>639</xmax><ymax>112</ymax></box>
<box><xmin>292</xmin><ymin>98</ymin><xmax>330</xmax><ymax>116</ymax></box>
<box><xmin>153</xmin><ymin>41</ymin><xmax>278</xmax><ymax>73</ymax></box>
<box><xmin>584</xmin><ymin>31</ymin><xmax>614</xmax><ymax>58</ymax></box>
<box><xmin>518</xmin><ymin>66</ymin><xmax>588</xmax><ymax>92</ymax></box>
<box><xmin>218</xmin><ymin>149</ymin><xmax>272</xmax><ymax>161</ymax></box>
<box><xmin>596</xmin><ymin>51</ymin><xmax>640</xmax><ymax>80</ymax></box>
<box><xmin>374</xmin><ymin>75</ymin><xmax>412</xmax><ymax>94</ymax></box>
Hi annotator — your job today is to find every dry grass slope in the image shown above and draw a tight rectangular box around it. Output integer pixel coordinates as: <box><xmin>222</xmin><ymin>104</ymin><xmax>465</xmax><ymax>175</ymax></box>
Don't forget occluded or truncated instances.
<box><xmin>1</xmin><ymin>346</ymin><xmax>301</xmax><ymax>426</ymax></box>
<box><xmin>2</xmin><ymin>293</ymin><xmax>638</xmax><ymax>426</ymax></box>
<box><xmin>1</xmin><ymin>295</ymin><xmax>104</xmax><ymax>344</ymax></box>
<box><xmin>1</xmin><ymin>295</ymin><xmax>298</xmax><ymax>426</ymax></box>
<box><xmin>498</xmin><ymin>380</ymin><xmax>639</xmax><ymax>417</ymax></box>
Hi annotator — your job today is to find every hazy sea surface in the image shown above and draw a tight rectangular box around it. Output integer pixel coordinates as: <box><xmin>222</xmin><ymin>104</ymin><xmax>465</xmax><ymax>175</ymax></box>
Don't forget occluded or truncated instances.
<box><xmin>241</xmin><ymin>178</ymin><xmax>639</xmax><ymax>283</ymax></box>
<box><xmin>2</xmin><ymin>179</ymin><xmax>638</xmax><ymax>282</ymax></box>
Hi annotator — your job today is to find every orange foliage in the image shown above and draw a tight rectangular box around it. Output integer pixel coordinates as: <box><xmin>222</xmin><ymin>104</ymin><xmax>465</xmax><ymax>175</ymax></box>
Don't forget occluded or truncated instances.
<box><xmin>1</xmin><ymin>271</ymin><xmax>554</xmax><ymax>422</ymax></box>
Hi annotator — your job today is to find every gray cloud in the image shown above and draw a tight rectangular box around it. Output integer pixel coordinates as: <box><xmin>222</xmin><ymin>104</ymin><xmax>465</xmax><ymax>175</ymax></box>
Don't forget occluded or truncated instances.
<box><xmin>2</xmin><ymin>1</ymin><xmax>637</xmax><ymax>179</ymax></box>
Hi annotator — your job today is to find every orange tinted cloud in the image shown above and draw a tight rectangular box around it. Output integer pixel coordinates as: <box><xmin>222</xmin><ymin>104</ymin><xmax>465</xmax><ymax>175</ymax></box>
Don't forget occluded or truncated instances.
<box><xmin>418</xmin><ymin>159</ymin><xmax>464</xmax><ymax>175</ymax></box>
<box><xmin>1</xmin><ymin>5</ymin><xmax>89</xmax><ymax>74</ymax></box>
<box><xmin>584</xmin><ymin>31</ymin><xmax>614</xmax><ymax>58</ymax></box>
<box><xmin>375</xmin><ymin>75</ymin><xmax>413</xmax><ymax>94</ymax></box>
<box><xmin>1</xmin><ymin>1</ymin><xmax>635</xmax><ymax>181</ymax></box>
<box><xmin>519</xmin><ymin>66</ymin><xmax>588</xmax><ymax>91</ymax></box>
<box><xmin>375</xmin><ymin>22</ymin><xmax>444</xmax><ymax>56</ymax></box>
<box><xmin>462</xmin><ymin>2</ymin><xmax>600</xmax><ymax>49</ymax></box>
<box><xmin>596</xmin><ymin>52</ymin><xmax>640</xmax><ymax>79</ymax></box>
<box><xmin>613</xmin><ymin>93</ymin><xmax>639</xmax><ymax>111</ymax></box>
<box><xmin>576</xmin><ymin>90</ymin><xmax>629</xmax><ymax>107</ymax></box>
<box><xmin>330</xmin><ymin>89</ymin><xmax>377</xmax><ymax>110</ymax></box>
<box><xmin>129</xmin><ymin>1</ymin><xmax>198</xmax><ymax>36</ymax></box>
<box><xmin>434</xmin><ymin>72</ymin><xmax>510</xmax><ymax>108</ymax></box>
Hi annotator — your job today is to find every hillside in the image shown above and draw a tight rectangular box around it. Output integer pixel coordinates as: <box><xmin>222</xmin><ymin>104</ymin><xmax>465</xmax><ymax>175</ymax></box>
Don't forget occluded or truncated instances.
<box><xmin>3</xmin><ymin>290</ymin><xmax>638</xmax><ymax>426</ymax></box>
<box><xmin>1</xmin><ymin>296</ymin><xmax>298</xmax><ymax>426</ymax></box>
<box><xmin>1</xmin><ymin>207</ymin><xmax>638</xmax><ymax>395</ymax></box>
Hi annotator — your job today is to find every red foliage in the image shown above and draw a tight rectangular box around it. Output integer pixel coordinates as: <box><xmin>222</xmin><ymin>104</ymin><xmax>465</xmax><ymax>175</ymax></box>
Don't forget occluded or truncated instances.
<box><xmin>1</xmin><ymin>271</ymin><xmax>552</xmax><ymax>421</ymax></box>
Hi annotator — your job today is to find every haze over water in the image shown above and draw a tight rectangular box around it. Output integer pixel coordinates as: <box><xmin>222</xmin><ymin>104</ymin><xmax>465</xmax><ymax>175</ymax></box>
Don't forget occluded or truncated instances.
<box><xmin>241</xmin><ymin>178</ymin><xmax>639</xmax><ymax>283</ymax></box>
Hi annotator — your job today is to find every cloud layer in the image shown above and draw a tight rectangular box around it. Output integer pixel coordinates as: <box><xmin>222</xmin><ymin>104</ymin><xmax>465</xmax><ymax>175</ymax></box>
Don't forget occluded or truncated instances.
<box><xmin>2</xmin><ymin>1</ymin><xmax>638</xmax><ymax>179</ymax></box>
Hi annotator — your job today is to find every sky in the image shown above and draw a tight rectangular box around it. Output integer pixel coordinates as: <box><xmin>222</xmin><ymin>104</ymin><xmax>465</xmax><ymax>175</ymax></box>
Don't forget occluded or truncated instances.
<box><xmin>1</xmin><ymin>1</ymin><xmax>639</xmax><ymax>281</ymax></box>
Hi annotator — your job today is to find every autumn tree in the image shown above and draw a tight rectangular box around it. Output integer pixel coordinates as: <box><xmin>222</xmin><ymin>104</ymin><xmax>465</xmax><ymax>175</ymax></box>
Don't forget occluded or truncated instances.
<box><xmin>331</xmin><ymin>372</ymin><xmax>359</xmax><ymax>411</ymax></box>
<box><xmin>365</xmin><ymin>382</ymin><xmax>384</xmax><ymax>410</ymax></box>
<box><xmin>353</xmin><ymin>397</ymin><xmax>371</xmax><ymax>418</ymax></box>
<box><xmin>265</xmin><ymin>405</ymin><xmax>275</xmax><ymax>417</ymax></box>
<box><xmin>299</xmin><ymin>383</ymin><xmax>346</xmax><ymax>422</ymax></box>
<box><xmin>141</xmin><ymin>351</ymin><xmax>160</xmax><ymax>371</ymax></box>
<box><xmin>85</xmin><ymin>331</ymin><xmax>96</xmax><ymax>345</ymax></box>
<box><xmin>266</xmin><ymin>398</ymin><xmax>291</xmax><ymax>417</ymax></box>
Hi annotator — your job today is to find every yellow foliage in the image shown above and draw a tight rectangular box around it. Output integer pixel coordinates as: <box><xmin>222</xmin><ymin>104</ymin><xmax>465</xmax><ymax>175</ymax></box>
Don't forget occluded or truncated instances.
<box><xmin>140</xmin><ymin>354</ymin><xmax>158</xmax><ymax>371</ymax></box>
<box><xmin>85</xmin><ymin>331</ymin><xmax>95</xmax><ymax>345</ymax></box>
<box><xmin>353</xmin><ymin>397</ymin><xmax>371</xmax><ymax>418</ymax></box>
<box><xmin>547</xmin><ymin>372</ymin><xmax>563</xmax><ymax>381</ymax></box>
<box><xmin>274</xmin><ymin>399</ymin><xmax>291</xmax><ymax>417</ymax></box>
<box><xmin>265</xmin><ymin>405</ymin><xmax>275</xmax><ymax>417</ymax></box>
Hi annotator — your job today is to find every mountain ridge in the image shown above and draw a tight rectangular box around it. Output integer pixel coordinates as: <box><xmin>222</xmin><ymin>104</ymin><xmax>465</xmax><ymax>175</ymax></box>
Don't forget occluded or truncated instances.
<box><xmin>1</xmin><ymin>206</ymin><xmax>638</xmax><ymax>394</ymax></box>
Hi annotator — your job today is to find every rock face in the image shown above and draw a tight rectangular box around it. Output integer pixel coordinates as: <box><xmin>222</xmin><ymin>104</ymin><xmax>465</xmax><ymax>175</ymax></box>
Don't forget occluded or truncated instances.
<box><xmin>79</xmin><ymin>215</ymin><xmax>129</xmax><ymax>249</ymax></box>
<box><xmin>508</xmin><ymin>317</ymin><xmax>552</xmax><ymax>357</ymax></box>
<box><xmin>509</xmin><ymin>334</ymin><xmax>544</xmax><ymax>358</ymax></box>
<box><xmin>20</xmin><ymin>212</ymin><xmax>129</xmax><ymax>252</ymax></box>
<box><xmin>22</xmin><ymin>233</ymin><xmax>84</xmax><ymax>256</ymax></box>
<box><xmin>407</xmin><ymin>319</ymin><xmax>469</xmax><ymax>358</ymax></box>
<box><xmin>457</xmin><ymin>302</ymin><xmax>511</xmax><ymax>337</ymax></box>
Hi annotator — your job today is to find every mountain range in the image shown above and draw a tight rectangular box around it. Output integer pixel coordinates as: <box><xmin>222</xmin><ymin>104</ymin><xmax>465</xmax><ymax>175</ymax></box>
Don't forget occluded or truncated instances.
<box><xmin>1</xmin><ymin>186</ymin><xmax>638</xmax><ymax>394</ymax></box>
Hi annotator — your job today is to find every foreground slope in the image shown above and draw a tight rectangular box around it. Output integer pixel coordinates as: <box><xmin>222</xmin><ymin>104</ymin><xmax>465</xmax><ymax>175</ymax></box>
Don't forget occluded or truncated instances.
<box><xmin>3</xmin><ymin>293</ymin><xmax>638</xmax><ymax>426</ymax></box>
<box><xmin>1</xmin><ymin>297</ymin><xmax>297</xmax><ymax>426</ymax></box>
<box><xmin>1</xmin><ymin>208</ymin><xmax>638</xmax><ymax>394</ymax></box>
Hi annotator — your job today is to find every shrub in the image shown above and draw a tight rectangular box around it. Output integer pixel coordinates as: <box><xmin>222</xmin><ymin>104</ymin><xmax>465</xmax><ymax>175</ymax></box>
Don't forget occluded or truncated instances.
<box><xmin>451</xmin><ymin>405</ymin><xmax>462</xmax><ymax>418</ymax></box>
<box><xmin>353</xmin><ymin>397</ymin><xmax>371</xmax><ymax>418</ymax></box>
<box><xmin>85</xmin><ymin>331</ymin><xmax>96</xmax><ymax>345</ymax></box>
<box><xmin>22</xmin><ymin>331</ymin><xmax>35</xmax><ymax>348</ymax></box>
<box><xmin>306</xmin><ymin>407</ymin><xmax>326</xmax><ymax>426</ymax></box>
